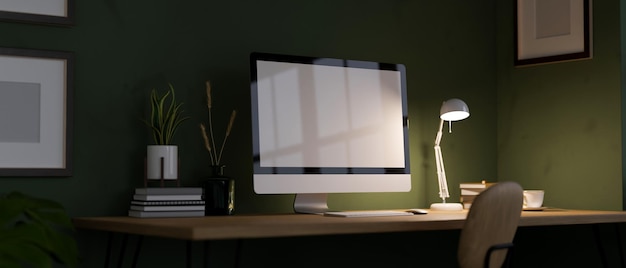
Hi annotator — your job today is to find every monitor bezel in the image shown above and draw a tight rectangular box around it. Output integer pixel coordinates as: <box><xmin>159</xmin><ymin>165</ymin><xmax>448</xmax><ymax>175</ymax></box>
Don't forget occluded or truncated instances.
<box><xmin>250</xmin><ymin>52</ymin><xmax>411</xmax><ymax>178</ymax></box>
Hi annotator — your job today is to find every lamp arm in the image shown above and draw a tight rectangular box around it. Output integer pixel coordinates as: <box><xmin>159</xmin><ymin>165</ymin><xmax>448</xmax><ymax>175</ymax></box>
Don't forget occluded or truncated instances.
<box><xmin>435</xmin><ymin>119</ymin><xmax>444</xmax><ymax>145</ymax></box>
<box><xmin>434</xmin><ymin>119</ymin><xmax>450</xmax><ymax>202</ymax></box>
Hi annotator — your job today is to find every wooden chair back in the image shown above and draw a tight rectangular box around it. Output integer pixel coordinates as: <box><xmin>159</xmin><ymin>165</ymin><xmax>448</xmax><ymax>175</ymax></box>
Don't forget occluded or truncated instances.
<box><xmin>457</xmin><ymin>181</ymin><xmax>523</xmax><ymax>268</ymax></box>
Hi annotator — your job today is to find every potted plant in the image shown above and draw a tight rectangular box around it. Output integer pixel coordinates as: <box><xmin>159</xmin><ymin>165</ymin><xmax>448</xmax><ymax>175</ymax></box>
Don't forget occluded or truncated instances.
<box><xmin>143</xmin><ymin>83</ymin><xmax>190</xmax><ymax>181</ymax></box>
<box><xmin>0</xmin><ymin>191</ymin><xmax>78</xmax><ymax>267</ymax></box>
<box><xmin>199</xmin><ymin>81</ymin><xmax>237</xmax><ymax>215</ymax></box>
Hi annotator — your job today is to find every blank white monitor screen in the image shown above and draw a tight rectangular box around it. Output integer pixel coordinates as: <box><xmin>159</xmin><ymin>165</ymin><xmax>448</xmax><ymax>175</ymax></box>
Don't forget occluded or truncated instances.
<box><xmin>250</xmin><ymin>52</ymin><xmax>411</xmax><ymax>212</ymax></box>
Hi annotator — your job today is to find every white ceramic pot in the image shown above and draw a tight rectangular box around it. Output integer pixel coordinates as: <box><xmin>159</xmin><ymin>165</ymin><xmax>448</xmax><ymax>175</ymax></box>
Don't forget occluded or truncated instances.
<box><xmin>146</xmin><ymin>145</ymin><xmax>178</xmax><ymax>180</ymax></box>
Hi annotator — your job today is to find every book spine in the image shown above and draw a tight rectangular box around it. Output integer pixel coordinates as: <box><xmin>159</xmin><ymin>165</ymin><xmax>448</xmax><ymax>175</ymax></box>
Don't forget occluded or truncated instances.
<box><xmin>459</xmin><ymin>184</ymin><xmax>487</xmax><ymax>189</ymax></box>
<box><xmin>130</xmin><ymin>205</ymin><xmax>205</xmax><ymax>211</ymax></box>
<box><xmin>135</xmin><ymin>187</ymin><xmax>204</xmax><ymax>195</ymax></box>
<box><xmin>133</xmin><ymin>194</ymin><xmax>203</xmax><ymax>201</ymax></box>
<box><xmin>130</xmin><ymin>200</ymin><xmax>205</xmax><ymax>206</ymax></box>
<box><xmin>461</xmin><ymin>189</ymin><xmax>484</xmax><ymax>195</ymax></box>
<box><xmin>460</xmin><ymin>195</ymin><xmax>477</xmax><ymax>202</ymax></box>
<box><xmin>128</xmin><ymin>210</ymin><xmax>205</xmax><ymax>218</ymax></box>
<box><xmin>459</xmin><ymin>182</ymin><xmax>495</xmax><ymax>189</ymax></box>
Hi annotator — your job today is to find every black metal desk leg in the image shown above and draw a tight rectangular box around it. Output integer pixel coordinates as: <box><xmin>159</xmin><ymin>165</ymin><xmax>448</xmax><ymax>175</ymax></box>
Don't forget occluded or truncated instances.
<box><xmin>187</xmin><ymin>241</ymin><xmax>192</xmax><ymax>268</ymax></box>
<box><xmin>131</xmin><ymin>235</ymin><xmax>144</xmax><ymax>268</ymax></box>
<box><xmin>204</xmin><ymin>241</ymin><xmax>210</xmax><ymax>268</ymax></box>
<box><xmin>234</xmin><ymin>239</ymin><xmax>243</xmax><ymax>268</ymax></box>
<box><xmin>105</xmin><ymin>233</ymin><xmax>114</xmax><ymax>268</ymax></box>
<box><xmin>593</xmin><ymin>224</ymin><xmax>609</xmax><ymax>268</ymax></box>
<box><xmin>117</xmin><ymin>234</ymin><xmax>129</xmax><ymax>268</ymax></box>
<box><xmin>615</xmin><ymin>224</ymin><xmax>625</xmax><ymax>268</ymax></box>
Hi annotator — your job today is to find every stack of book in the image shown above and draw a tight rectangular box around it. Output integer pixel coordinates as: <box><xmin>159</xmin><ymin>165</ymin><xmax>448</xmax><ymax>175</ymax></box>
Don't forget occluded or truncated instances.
<box><xmin>128</xmin><ymin>187</ymin><xmax>205</xmax><ymax>218</ymax></box>
<box><xmin>459</xmin><ymin>181</ymin><xmax>495</xmax><ymax>209</ymax></box>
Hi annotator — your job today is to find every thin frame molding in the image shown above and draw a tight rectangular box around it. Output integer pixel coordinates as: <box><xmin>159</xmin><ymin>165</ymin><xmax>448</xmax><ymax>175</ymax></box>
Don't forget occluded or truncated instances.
<box><xmin>0</xmin><ymin>0</ymin><xmax>75</xmax><ymax>26</ymax></box>
<box><xmin>514</xmin><ymin>0</ymin><xmax>591</xmax><ymax>66</ymax></box>
<box><xmin>0</xmin><ymin>47</ymin><xmax>74</xmax><ymax>177</ymax></box>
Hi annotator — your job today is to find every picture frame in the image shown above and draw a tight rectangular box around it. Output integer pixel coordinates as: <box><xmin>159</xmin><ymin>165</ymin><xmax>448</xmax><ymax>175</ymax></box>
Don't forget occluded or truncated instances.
<box><xmin>0</xmin><ymin>0</ymin><xmax>75</xmax><ymax>26</ymax></box>
<box><xmin>515</xmin><ymin>0</ymin><xmax>591</xmax><ymax>66</ymax></box>
<box><xmin>0</xmin><ymin>47</ymin><xmax>74</xmax><ymax>176</ymax></box>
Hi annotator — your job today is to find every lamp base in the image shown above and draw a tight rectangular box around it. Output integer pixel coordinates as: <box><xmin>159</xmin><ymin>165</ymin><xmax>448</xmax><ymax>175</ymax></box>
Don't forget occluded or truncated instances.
<box><xmin>430</xmin><ymin>202</ymin><xmax>464</xmax><ymax>211</ymax></box>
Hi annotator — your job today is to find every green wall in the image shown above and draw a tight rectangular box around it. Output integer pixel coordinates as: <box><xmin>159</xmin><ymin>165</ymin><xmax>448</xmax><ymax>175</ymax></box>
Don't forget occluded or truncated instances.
<box><xmin>1</xmin><ymin>0</ymin><xmax>623</xmax><ymax>267</ymax></box>
<box><xmin>0</xmin><ymin>1</ymin><xmax>497</xmax><ymax>215</ymax></box>
<box><xmin>496</xmin><ymin>0</ymin><xmax>622</xmax><ymax>210</ymax></box>
<box><xmin>0</xmin><ymin>1</ymin><xmax>497</xmax><ymax>266</ymax></box>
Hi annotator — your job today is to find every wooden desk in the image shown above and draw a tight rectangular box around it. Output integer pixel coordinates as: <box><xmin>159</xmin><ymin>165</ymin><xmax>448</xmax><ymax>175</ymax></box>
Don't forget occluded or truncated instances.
<box><xmin>73</xmin><ymin>209</ymin><xmax>626</xmax><ymax>268</ymax></box>
<box><xmin>73</xmin><ymin>209</ymin><xmax>626</xmax><ymax>240</ymax></box>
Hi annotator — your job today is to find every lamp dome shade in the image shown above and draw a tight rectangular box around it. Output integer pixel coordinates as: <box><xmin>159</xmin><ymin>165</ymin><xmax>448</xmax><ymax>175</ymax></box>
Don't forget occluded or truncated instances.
<box><xmin>440</xmin><ymin>98</ymin><xmax>469</xmax><ymax>121</ymax></box>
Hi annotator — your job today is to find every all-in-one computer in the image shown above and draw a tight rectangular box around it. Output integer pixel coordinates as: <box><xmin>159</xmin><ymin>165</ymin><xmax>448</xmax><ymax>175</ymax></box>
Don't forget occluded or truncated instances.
<box><xmin>250</xmin><ymin>52</ymin><xmax>411</xmax><ymax>214</ymax></box>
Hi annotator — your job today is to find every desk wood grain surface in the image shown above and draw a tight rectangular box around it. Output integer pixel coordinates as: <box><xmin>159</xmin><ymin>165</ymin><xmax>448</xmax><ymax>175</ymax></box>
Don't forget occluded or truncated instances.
<box><xmin>73</xmin><ymin>209</ymin><xmax>626</xmax><ymax>241</ymax></box>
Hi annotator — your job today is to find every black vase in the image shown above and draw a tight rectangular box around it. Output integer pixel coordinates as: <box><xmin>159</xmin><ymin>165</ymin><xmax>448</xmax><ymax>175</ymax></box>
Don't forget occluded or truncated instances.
<box><xmin>203</xmin><ymin>165</ymin><xmax>235</xmax><ymax>215</ymax></box>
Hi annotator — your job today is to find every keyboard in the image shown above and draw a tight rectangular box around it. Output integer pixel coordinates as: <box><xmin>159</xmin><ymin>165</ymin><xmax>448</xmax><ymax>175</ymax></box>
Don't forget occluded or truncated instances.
<box><xmin>323</xmin><ymin>210</ymin><xmax>414</xmax><ymax>218</ymax></box>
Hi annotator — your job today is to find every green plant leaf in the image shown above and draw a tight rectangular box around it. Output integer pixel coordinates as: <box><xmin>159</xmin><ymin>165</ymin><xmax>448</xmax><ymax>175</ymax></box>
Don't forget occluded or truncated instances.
<box><xmin>142</xmin><ymin>84</ymin><xmax>189</xmax><ymax>145</ymax></box>
<box><xmin>0</xmin><ymin>257</ymin><xmax>26</xmax><ymax>268</ymax></box>
<box><xmin>0</xmin><ymin>192</ymin><xmax>78</xmax><ymax>268</ymax></box>
<box><xmin>0</xmin><ymin>228</ymin><xmax>51</xmax><ymax>262</ymax></box>
<box><xmin>0</xmin><ymin>241</ymin><xmax>53</xmax><ymax>268</ymax></box>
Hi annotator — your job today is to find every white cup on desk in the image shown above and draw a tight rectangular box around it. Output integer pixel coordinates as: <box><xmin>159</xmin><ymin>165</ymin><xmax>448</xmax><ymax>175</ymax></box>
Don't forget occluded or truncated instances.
<box><xmin>523</xmin><ymin>190</ymin><xmax>544</xmax><ymax>208</ymax></box>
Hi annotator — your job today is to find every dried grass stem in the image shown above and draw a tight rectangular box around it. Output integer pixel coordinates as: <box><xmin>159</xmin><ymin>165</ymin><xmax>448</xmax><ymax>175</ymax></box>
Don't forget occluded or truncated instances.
<box><xmin>200</xmin><ymin>81</ymin><xmax>236</xmax><ymax>165</ymax></box>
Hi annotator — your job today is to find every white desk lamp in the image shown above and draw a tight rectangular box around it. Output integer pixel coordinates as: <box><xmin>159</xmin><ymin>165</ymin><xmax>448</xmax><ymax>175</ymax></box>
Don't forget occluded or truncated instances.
<box><xmin>431</xmin><ymin>98</ymin><xmax>470</xmax><ymax>211</ymax></box>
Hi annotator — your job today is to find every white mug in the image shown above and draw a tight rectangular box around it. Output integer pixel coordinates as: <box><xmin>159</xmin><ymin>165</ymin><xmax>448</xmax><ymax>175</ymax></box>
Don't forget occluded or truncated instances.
<box><xmin>523</xmin><ymin>190</ymin><xmax>544</xmax><ymax>208</ymax></box>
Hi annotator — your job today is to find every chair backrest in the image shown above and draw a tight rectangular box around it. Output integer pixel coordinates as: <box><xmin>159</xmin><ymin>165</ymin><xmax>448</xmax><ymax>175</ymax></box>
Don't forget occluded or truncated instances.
<box><xmin>457</xmin><ymin>181</ymin><xmax>523</xmax><ymax>268</ymax></box>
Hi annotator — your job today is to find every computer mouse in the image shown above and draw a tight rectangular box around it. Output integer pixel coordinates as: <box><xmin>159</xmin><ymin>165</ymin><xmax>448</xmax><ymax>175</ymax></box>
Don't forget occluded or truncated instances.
<box><xmin>406</xmin><ymin>209</ymin><xmax>428</xmax><ymax>215</ymax></box>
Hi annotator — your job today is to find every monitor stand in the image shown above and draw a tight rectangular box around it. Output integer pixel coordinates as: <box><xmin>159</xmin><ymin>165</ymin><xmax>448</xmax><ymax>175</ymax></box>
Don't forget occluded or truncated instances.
<box><xmin>293</xmin><ymin>193</ymin><xmax>329</xmax><ymax>214</ymax></box>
